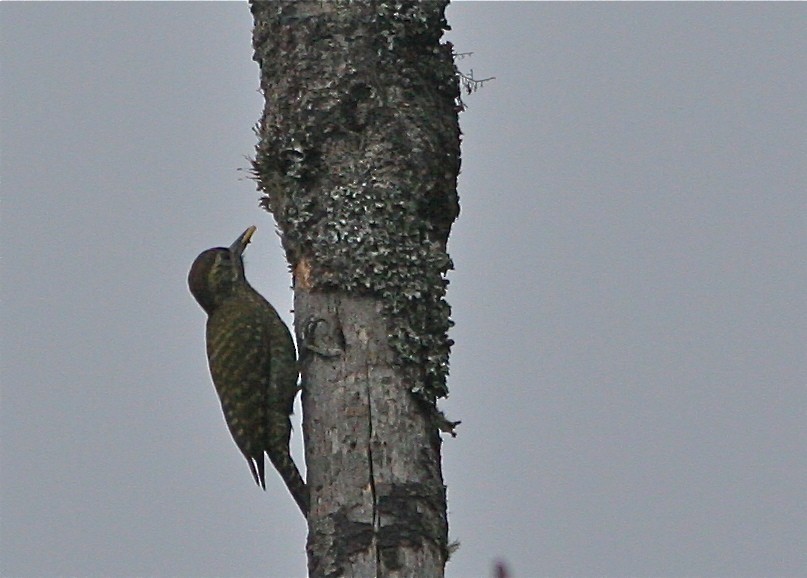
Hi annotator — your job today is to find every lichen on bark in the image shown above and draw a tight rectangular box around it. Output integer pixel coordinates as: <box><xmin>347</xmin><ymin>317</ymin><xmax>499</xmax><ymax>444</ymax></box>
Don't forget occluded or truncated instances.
<box><xmin>250</xmin><ymin>0</ymin><xmax>460</xmax><ymax>406</ymax></box>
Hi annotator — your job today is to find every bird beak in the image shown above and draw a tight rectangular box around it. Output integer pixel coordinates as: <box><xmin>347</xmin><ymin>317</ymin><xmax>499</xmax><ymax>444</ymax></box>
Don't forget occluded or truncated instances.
<box><xmin>229</xmin><ymin>226</ymin><xmax>256</xmax><ymax>256</ymax></box>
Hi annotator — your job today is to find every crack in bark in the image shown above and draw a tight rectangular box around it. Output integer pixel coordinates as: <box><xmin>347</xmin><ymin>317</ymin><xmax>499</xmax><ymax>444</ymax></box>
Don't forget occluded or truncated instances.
<box><xmin>364</xmin><ymin>366</ymin><xmax>381</xmax><ymax>573</ymax></box>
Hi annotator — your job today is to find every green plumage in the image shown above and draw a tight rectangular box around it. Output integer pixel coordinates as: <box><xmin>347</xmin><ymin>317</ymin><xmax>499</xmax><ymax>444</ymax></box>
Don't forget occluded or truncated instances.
<box><xmin>188</xmin><ymin>226</ymin><xmax>308</xmax><ymax>516</ymax></box>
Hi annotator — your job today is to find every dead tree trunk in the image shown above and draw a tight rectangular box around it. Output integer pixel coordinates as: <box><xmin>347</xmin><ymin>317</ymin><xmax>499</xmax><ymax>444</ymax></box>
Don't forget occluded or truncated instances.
<box><xmin>250</xmin><ymin>2</ymin><xmax>460</xmax><ymax>576</ymax></box>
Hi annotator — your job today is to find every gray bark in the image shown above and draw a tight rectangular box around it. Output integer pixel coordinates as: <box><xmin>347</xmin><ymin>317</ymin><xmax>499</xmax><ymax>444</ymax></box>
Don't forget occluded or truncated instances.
<box><xmin>297</xmin><ymin>294</ymin><xmax>447</xmax><ymax>577</ymax></box>
<box><xmin>250</xmin><ymin>2</ymin><xmax>460</xmax><ymax>576</ymax></box>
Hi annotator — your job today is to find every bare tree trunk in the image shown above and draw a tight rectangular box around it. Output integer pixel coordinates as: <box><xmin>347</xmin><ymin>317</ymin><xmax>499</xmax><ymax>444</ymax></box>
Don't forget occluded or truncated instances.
<box><xmin>250</xmin><ymin>2</ymin><xmax>460</xmax><ymax>576</ymax></box>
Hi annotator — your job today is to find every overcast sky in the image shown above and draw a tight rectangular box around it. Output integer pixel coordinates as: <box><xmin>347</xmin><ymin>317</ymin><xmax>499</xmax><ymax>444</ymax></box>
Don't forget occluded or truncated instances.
<box><xmin>2</xmin><ymin>2</ymin><xmax>804</xmax><ymax>577</ymax></box>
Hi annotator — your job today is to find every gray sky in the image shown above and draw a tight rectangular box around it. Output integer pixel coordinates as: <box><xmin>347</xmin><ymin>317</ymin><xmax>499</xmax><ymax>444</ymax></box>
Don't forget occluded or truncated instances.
<box><xmin>1</xmin><ymin>2</ymin><xmax>804</xmax><ymax>577</ymax></box>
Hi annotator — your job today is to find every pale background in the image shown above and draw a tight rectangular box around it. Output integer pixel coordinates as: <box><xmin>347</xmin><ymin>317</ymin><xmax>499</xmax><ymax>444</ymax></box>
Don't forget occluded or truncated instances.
<box><xmin>2</xmin><ymin>3</ymin><xmax>804</xmax><ymax>577</ymax></box>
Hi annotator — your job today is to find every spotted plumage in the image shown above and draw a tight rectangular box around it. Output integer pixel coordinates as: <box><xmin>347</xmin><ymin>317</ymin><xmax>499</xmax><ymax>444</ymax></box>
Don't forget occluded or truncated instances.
<box><xmin>188</xmin><ymin>226</ymin><xmax>308</xmax><ymax>516</ymax></box>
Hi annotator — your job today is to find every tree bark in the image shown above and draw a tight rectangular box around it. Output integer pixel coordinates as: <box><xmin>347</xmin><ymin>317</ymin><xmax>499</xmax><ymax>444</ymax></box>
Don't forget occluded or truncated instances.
<box><xmin>250</xmin><ymin>2</ymin><xmax>460</xmax><ymax>576</ymax></box>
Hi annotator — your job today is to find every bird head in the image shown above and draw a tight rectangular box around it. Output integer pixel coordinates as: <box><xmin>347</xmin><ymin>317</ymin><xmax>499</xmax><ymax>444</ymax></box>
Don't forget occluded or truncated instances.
<box><xmin>188</xmin><ymin>226</ymin><xmax>256</xmax><ymax>314</ymax></box>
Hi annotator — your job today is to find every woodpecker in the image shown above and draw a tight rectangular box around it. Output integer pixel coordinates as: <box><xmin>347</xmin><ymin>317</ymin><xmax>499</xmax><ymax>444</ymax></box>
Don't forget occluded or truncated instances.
<box><xmin>188</xmin><ymin>226</ymin><xmax>308</xmax><ymax>516</ymax></box>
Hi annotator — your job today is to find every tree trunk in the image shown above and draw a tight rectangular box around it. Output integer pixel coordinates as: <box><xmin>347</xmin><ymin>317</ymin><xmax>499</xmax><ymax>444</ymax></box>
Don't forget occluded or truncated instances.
<box><xmin>250</xmin><ymin>2</ymin><xmax>460</xmax><ymax>576</ymax></box>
